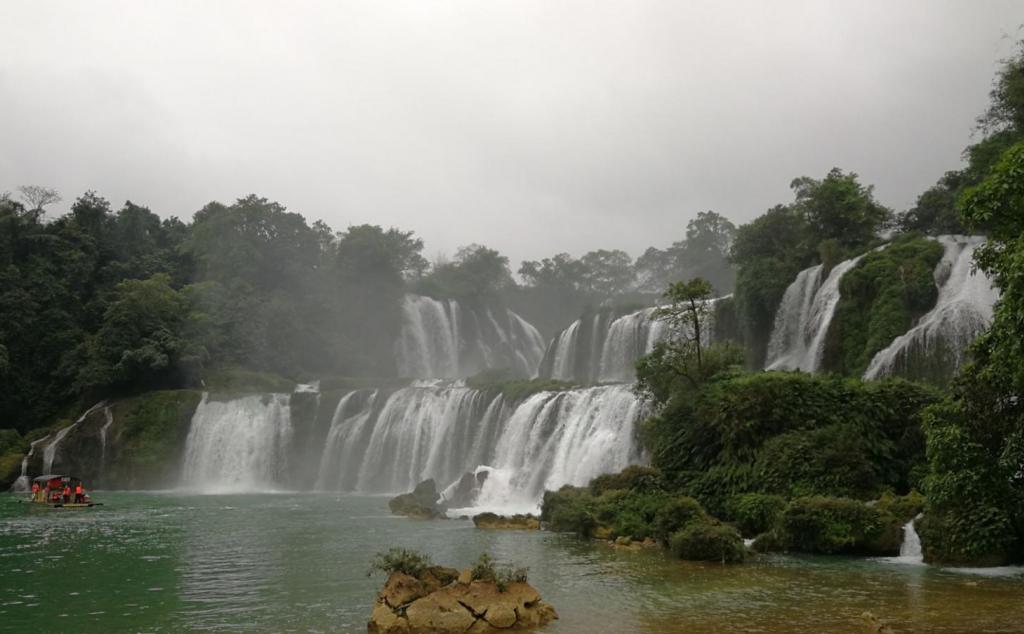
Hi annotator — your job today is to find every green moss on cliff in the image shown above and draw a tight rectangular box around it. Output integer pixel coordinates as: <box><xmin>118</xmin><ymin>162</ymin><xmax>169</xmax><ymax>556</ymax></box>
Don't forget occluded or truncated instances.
<box><xmin>822</xmin><ymin>235</ymin><xmax>943</xmax><ymax>376</ymax></box>
<box><xmin>104</xmin><ymin>390</ymin><xmax>203</xmax><ymax>488</ymax></box>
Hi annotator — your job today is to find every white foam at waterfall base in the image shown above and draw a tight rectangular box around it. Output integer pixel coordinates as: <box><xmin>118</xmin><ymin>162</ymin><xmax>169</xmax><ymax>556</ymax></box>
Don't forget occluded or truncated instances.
<box><xmin>9</xmin><ymin>437</ymin><xmax>49</xmax><ymax>492</ymax></box>
<box><xmin>180</xmin><ymin>393</ymin><xmax>293</xmax><ymax>493</ymax></box>
<box><xmin>864</xmin><ymin>236</ymin><xmax>998</xmax><ymax>380</ymax></box>
<box><xmin>455</xmin><ymin>384</ymin><xmax>646</xmax><ymax>515</ymax></box>
<box><xmin>765</xmin><ymin>255</ymin><xmax>864</xmax><ymax>371</ymax></box>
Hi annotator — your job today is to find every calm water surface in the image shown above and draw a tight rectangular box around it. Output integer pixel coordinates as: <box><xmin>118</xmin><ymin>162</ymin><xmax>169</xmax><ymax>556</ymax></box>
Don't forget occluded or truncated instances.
<box><xmin>2</xmin><ymin>492</ymin><xmax>1023</xmax><ymax>633</ymax></box>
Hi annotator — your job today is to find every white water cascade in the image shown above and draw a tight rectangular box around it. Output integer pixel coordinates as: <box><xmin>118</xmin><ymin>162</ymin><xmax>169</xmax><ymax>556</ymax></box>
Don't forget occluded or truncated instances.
<box><xmin>596</xmin><ymin>308</ymin><xmax>670</xmax><ymax>383</ymax></box>
<box><xmin>864</xmin><ymin>236</ymin><xmax>998</xmax><ymax>380</ymax></box>
<box><xmin>765</xmin><ymin>255</ymin><xmax>865</xmax><ymax>371</ymax></box>
<box><xmin>397</xmin><ymin>294</ymin><xmax>546</xmax><ymax>379</ymax></box>
<box><xmin>180</xmin><ymin>394</ymin><xmax>294</xmax><ymax>493</ymax></box>
<box><xmin>175</xmin><ymin>380</ymin><xmax>645</xmax><ymax>503</ymax></box>
<box><xmin>99</xmin><ymin>407</ymin><xmax>114</xmax><ymax>466</ymax></box>
<box><xmin>9</xmin><ymin>437</ymin><xmax>49</xmax><ymax>492</ymax></box>
<box><xmin>469</xmin><ymin>384</ymin><xmax>647</xmax><ymax>513</ymax></box>
<box><xmin>42</xmin><ymin>423</ymin><xmax>78</xmax><ymax>474</ymax></box>
<box><xmin>540</xmin><ymin>303</ymin><xmax>719</xmax><ymax>384</ymax></box>
<box><xmin>898</xmin><ymin>518</ymin><xmax>924</xmax><ymax>564</ymax></box>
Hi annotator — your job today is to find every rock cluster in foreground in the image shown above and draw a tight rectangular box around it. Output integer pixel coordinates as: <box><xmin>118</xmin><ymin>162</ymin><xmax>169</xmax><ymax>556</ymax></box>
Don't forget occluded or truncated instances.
<box><xmin>368</xmin><ymin>568</ymin><xmax>558</xmax><ymax>633</ymax></box>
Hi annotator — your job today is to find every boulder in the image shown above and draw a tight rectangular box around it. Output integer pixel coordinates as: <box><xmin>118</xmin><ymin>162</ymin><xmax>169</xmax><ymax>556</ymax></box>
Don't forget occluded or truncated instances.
<box><xmin>389</xmin><ymin>479</ymin><xmax>445</xmax><ymax>519</ymax></box>
<box><xmin>472</xmin><ymin>512</ymin><xmax>540</xmax><ymax>530</ymax></box>
<box><xmin>368</xmin><ymin>571</ymin><xmax>558</xmax><ymax>633</ymax></box>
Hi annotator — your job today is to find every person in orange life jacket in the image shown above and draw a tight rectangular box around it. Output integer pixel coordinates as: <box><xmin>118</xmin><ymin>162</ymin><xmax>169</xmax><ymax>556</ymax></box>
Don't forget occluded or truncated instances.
<box><xmin>63</xmin><ymin>484</ymin><xmax>71</xmax><ymax>503</ymax></box>
<box><xmin>74</xmin><ymin>483</ymin><xmax>84</xmax><ymax>503</ymax></box>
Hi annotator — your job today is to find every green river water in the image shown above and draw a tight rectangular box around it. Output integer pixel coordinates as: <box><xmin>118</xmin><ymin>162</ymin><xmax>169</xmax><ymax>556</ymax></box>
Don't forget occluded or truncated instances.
<box><xmin>2</xmin><ymin>492</ymin><xmax>1023</xmax><ymax>633</ymax></box>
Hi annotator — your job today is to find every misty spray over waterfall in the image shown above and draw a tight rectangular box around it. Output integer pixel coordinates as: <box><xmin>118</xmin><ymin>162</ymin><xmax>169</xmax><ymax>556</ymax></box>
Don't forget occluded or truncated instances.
<box><xmin>173</xmin><ymin>295</ymin><xmax>648</xmax><ymax>512</ymax></box>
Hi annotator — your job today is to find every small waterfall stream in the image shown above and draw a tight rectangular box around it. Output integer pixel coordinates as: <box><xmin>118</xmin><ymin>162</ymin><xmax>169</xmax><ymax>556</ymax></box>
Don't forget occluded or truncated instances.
<box><xmin>864</xmin><ymin>236</ymin><xmax>998</xmax><ymax>380</ymax></box>
<box><xmin>42</xmin><ymin>424</ymin><xmax>78</xmax><ymax>474</ymax></box>
<box><xmin>765</xmin><ymin>255</ymin><xmax>864</xmax><ymax>371</ymax></box>
<box><xmin>99</xmin><ymin>407</ymin><xmax>114</xmax><ymax>466</ymax></box>
<box><xmin>9</xmin><ymin>437</ymin><xmax>49</xmax><ymax>492</ymax></box>
<box><xmin>898</xmin><ymin>518</ymin><xmax>924</xmax><ymax>563</ymax></box>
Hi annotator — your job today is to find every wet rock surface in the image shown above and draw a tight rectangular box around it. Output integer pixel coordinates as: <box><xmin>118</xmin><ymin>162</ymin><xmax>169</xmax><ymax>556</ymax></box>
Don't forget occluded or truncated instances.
<box><xmin>368</xmin><ymin>569</ymin><xmax>558</xmax><ymax>633</ymax></box>
<box><xmin>472</xmin><ymin>512</ymin><xmax>540</xmax><ymax>530</ymax></box>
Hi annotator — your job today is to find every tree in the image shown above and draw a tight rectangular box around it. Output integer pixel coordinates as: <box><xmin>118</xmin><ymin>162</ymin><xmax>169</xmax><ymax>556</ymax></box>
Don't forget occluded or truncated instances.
<box><xmin>417</xmin><ymin>244</ymin><xmax>513</xmax><ymax>298</ymax></box>
<box><xmin>897</xmin><ymin>171</ymin><xmax>966</xmax><ymax>235</ymax></box>
<box><xmin>578</xmin><ymin>249</ymin><xmax>634</xmax><ymax>296</ymax></box>
<box><xmin>637</xmin><ymin>278</ymin><xmax>742</xmax><ymax>404</ymax></box>
<box><xmin>17</xmin><ymin>185</ymin><xmax>61</xmax><ymax>216</ymax></box>
<box><xmin>791</xmin><ymin>168</ymin><xmax>892</xmax><ymax>250</ymax></box>
<box><xmin>635</xmin><ymin>212</ymin><xmax>737</xmax><ymax>295</ymax></box>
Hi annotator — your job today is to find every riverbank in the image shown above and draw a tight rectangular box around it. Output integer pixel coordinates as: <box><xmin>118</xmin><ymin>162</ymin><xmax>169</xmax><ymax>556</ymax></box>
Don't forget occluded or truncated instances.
<box><xmin>2</xmin><ymin>492</ymin><xmax>1022</xmax><ymax>633</ymax></box>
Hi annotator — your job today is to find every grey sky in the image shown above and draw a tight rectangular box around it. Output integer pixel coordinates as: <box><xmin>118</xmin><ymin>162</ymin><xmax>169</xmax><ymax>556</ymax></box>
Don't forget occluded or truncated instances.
<box><xmin>1</xmin><ymin>1</ymin><xmax>1021</xmax><ymax>267</ymax></box>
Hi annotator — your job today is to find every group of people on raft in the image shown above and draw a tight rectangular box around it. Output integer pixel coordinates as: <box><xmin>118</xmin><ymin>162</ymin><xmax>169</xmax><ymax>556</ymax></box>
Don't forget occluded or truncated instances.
<box><xmin>30</xmin><ymin>477</ymin><xmax>90</xmax><ymax>505</ymax></box>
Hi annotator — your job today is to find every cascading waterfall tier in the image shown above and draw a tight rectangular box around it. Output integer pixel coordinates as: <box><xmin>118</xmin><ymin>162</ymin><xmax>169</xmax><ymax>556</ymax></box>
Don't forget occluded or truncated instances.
<box><xmin>180</xmin><ymin>393</ymin><xmax>294</xmax><ymax>493</ymax></box>
<box><xmin>765</xmin><ymin>254</ymin><xmax>865</xmax><ymax>372</ymax></box>
<box><xmin>864</xmin><ymin>236</ymin><xmax>997</xmax><ymax>381</ymax></box>
<box><xmin>397</xmin><ymin>294</ymin><xmax>546</xmax><ymax>379</ymax></box>
<box><xmin>538</xmin><ymin>302</ymin><xmax>717</xmax><ymax>384</ymax></box>
<box><xmin>176</xmin><ymin>383</ymin><xmax>645</xmax><ymax>505</ymax></box>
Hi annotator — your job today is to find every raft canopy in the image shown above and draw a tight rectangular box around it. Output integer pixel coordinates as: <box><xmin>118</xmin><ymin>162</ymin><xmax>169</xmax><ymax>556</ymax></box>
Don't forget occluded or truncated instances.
<box><xmin>32</xmin><ymin>475</ymin><xmax>78</xmax><ymax>483</ymax></box>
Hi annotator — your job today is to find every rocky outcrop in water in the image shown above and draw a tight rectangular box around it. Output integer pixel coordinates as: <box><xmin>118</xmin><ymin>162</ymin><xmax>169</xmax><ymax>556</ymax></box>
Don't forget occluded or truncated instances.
<box><xmin>368</xmin><ymin>570</ymin><xmax>558</xmax><ymax>633</ymax></box>
<box><xmin>389</xmin><ymin>479</ymin><xmax>446</xmax><ymax>519</ymax></box>
<box><xmin>472</xmin><ymin>513</ymin><xmax>540</xmax><ymax>530</ymax></box>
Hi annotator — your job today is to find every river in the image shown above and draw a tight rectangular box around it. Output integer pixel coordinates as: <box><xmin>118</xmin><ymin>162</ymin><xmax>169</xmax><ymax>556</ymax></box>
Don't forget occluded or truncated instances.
<box><xmin>2</xmin><ymin>492</ymin><xmax>1023</xmax><ymax>633</ymax></box>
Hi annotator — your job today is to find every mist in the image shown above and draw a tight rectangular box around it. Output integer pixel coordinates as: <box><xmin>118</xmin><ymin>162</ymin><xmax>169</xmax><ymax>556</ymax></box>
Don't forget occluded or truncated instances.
<box><xmin>2</xmin><ymin>1</ymin><xmax>1021</xmax><ymax>265</ymax></box>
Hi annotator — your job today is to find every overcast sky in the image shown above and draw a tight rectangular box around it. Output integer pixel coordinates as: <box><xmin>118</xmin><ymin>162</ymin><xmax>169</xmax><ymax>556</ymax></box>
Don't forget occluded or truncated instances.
<box><xmin>2</xmin><ymin>1</ymin><xmax>1022</xmax><ymax>267</ymax></box>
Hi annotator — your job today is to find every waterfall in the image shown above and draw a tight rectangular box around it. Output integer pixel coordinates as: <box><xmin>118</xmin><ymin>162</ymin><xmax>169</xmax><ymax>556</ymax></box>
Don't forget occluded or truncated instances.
<box><xmin>469</xmin><ymin>384</ymin><xmax>646</xmax><ymax>513</ymax></box>
<box><xmin>397</xmin><ymin>294</ymin><xmax>545</xmax><ymax>378</ymax></box>
<box><xmin>9</xmin><ymin>437</ymin><xmax>49</xmax><ymax>492</ymax></box>
<box><xmin>597</xmin><ymin>308</ymin><xmax>670</xmax><ymax>383</ymax></box>
<box><xmin>898</xmin><ymin>518</ymin><xmax>924</xmax><ymax>563</ymax></box>
<box><xmin>180</xmin><ymin>393</ymin><xmax>294</xmax><ymax>493</ymax></box>
<box><xmin>99</xmin><ymin>407</ymin><xmax>114</xmax><ymax>466</ymax></box>
<box><xmin>541</xmin><ymin>302</ymin><xmax>719</xmax><ymax>384</ymax></box>
<box><xmin>546</xmin><ymin>320</ymin><xmax>581</xmax><ymax>381</ymax></box>
<box><xmin>864</xmin><ymin>236</ymin><xmax>997</xmax><ymax>381</ymax></box>
<box><xmin>42</xmin><ymin>423</ymin><xmax>78</xmax><ymax>474</ymax></box>
<box><xmin>304</xmin><ymin>382</ymin><xmax>644</xmax><ymax>506</ymax></box>
<box><xmin>314</xmin><ymin>390</ymin><xmax>380</xmax><ymax>491</ymax></box>
<box><xmin>765</xmin><ymin>255</ymin><xmax>864</xmax><ymax>371</ymax></box>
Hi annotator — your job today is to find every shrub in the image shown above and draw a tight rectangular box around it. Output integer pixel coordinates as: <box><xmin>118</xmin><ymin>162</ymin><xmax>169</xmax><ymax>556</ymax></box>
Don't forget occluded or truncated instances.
<box><xmin>589</xmin><ymin>465</ymin><xmax>664</xmax><ymax>496</ymax></box>
<box><xmin>653</xmin><ymin>496</ymin><xmax>707</xmax><ymax>543</ymax></box>
<box><xmin>778</xmin><ymin>496</ymin><xmax>888</xmax><ymax>555</ymax></box>
<box><xmin>542</xmin><ymin>486</ymin><xmax>596</xmax><ymax>537</ymax></box>
<box><xmin>728</xmin><ymin>493</ymin><xmax>786</xmax><ymax>537</ymax></box>
<box><xmin>669</xmin><ymin>520</ymin><xmax>745</xmax><ymax>563</ymax></box>
<box><xmin>876</xmin><ymin>491</ymin><xmax>925</xmax><ymax>525</ymax></box>
<box><xmin>470</xmin><ymin>553</ymin><xmax>528</xmax><ymax>592</ymax></box>
<box><xmin>368</xmin><ymin>548</ymin><xmax>433</xmax><ymax>578</ymax></box>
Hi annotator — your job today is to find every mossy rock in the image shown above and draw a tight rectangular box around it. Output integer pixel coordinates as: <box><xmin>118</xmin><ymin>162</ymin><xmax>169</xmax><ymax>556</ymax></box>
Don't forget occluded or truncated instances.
<box><xmin>102</xmin><ymin>390</ymin><xmax>204</xmax><ymax>489</ymax></box>
<box><xmin>669</xmin><ymin>520</ymin><xmax>746</xmax><ymax>563</ymax></box>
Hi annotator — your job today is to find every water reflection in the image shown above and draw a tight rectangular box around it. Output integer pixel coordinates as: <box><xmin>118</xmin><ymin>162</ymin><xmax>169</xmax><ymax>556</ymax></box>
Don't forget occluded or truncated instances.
<box><xmin>2</xmin><ymin>493</ymin><xmax>1023</xmax><ymax>633</ymax></box>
